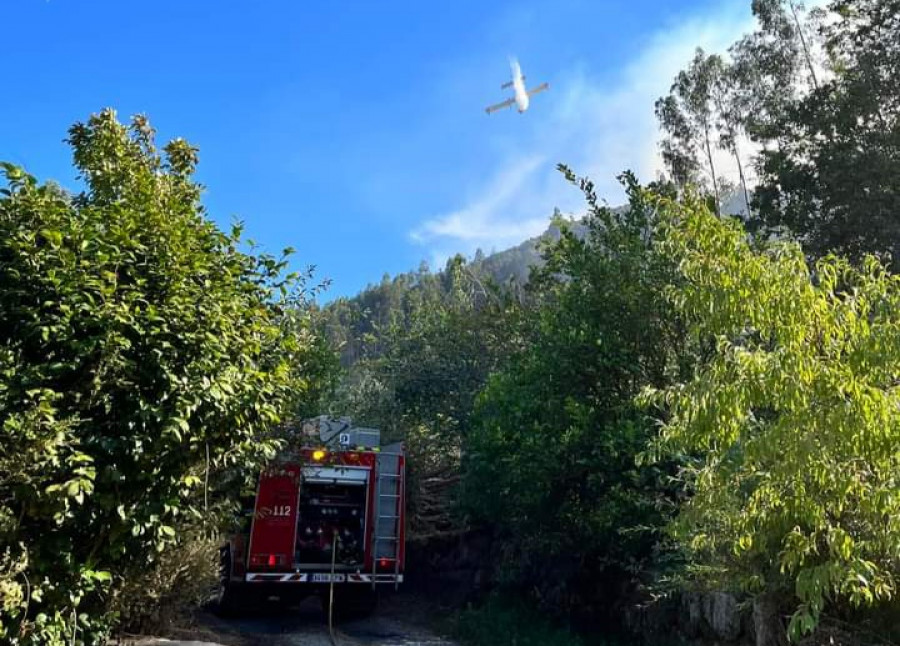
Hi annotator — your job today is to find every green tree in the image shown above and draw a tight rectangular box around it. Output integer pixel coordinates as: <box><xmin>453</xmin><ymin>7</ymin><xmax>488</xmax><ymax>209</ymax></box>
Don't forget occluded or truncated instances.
<box><xmin>462</xmin><ymin>170</ymin><xmax>685</xmax><ymax>619</ymax></box>
<box><xmin>751</xmin><ymin>0</ymin><xmax>900</xmax><ymax>265</ymax></box>
<box><xmin>0</xmin><ymin>110</ymin><xmax>325</xmax><ymax>644</ymax></box>
<box><xmin>646</xmin><ymin>191</ymin><xmax>900</xmax><ymax>640</ymax></box>
<box><xmin>709</xmin><ymin>0</ymin><xmax>900</xmax><ymax>267</ymax></box>
<box><xmin>727</xmin><ymin>1</ymin><xmax>822</xmax><ymax>145</ymax></box>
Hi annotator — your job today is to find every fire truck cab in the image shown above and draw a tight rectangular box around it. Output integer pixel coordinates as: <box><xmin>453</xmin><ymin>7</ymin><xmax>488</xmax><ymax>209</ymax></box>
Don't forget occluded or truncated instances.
<box><xmin>218</xmin><ymin>417</ymin><xmax>405</xmax><ymax>617</ymax></box>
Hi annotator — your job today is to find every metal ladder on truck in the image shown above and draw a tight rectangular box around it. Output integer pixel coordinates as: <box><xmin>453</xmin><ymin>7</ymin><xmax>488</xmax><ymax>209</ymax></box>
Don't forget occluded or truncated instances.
<box><xmin>371</xmin><ymin>443</ymin><xmax>404</xmax><ymax>590</ymax></box>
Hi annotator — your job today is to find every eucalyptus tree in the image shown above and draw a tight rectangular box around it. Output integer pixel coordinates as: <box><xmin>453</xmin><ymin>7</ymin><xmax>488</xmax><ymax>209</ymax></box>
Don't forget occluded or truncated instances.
<box><xmin>656</xmin><ymin>49</ymin><xmax>725</xmax><ymax>213</ymax></box>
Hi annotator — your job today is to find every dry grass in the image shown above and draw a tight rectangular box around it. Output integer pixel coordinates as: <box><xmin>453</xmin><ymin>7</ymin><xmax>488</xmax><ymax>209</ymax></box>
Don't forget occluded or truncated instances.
<box><xmin>110</xmin><ymin>534</ymin><xmax>219</xmax><ymax>638</ymax></box>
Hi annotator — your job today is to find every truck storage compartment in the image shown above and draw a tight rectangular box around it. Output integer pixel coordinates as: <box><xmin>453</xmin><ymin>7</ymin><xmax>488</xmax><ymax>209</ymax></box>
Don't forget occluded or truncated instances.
<box><xmin>246</xmin><ymin>464</ymin><xmax>302</xmax><ymax>571</ymax></box>
<box><xmin>295</xmin><ymin>476</ymin><xmax>368</xmax><ymax>567</ymax></box>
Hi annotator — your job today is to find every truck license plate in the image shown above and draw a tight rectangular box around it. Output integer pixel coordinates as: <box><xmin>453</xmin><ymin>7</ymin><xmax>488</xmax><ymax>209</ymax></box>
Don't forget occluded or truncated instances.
<box><xmin>312</xmin><ymin>573</ymin><xmax>345</xmax><ymax>583</ymax></box>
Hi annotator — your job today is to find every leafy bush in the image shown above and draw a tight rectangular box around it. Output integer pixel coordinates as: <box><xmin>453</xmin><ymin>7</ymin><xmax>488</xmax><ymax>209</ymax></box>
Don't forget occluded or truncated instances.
<box><xmin>461</xmin><ymin>171</ymin><xmax>686</xmax><ymax>618</ymax></box>
<box><xmin>0</xmin><ymin>110</ymin><xmax>326</xmax><ymax>643</ymax></box>
<box><xmin>645</xmin><ymin>191</ymin><xmax>900</xmax><ymax>637</ymax></box>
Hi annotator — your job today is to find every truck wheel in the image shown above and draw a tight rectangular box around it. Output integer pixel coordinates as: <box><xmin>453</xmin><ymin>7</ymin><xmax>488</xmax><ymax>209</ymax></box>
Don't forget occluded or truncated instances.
<box><xmin>215</xmin><ymin>545</ymin><xmax>243</xmax><ymax>616</ymax></box>
<box><xmin>322</xmin><ymin>587</ymin><xmax>378</xmax><ymax>622</ymax></box>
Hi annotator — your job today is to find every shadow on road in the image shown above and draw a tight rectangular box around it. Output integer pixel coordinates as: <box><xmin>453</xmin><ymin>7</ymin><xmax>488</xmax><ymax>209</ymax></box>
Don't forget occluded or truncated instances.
<box><xmin>181</xmin><ymin>593</ymin><xmax>457</xmax><ymax>646</ymax></box>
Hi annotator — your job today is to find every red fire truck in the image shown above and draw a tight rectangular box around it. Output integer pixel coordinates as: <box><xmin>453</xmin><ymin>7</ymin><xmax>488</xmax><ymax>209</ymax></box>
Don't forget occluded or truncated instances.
<box><xmin>217</xmin><ymin>419</ymin><xmax>406</xmax><ymax>617</ymax></box>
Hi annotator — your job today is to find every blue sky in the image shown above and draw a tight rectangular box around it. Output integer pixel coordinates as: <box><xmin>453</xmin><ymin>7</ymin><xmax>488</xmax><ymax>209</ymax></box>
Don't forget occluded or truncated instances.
<box><xmin>2</xmin><ymin>0</ymin><xmax>758</xmax><ymax>300</ymax></box>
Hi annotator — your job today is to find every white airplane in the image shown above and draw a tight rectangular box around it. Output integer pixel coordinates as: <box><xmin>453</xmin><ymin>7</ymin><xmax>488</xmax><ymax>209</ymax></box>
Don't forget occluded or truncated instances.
<box><xmin>485</xmin><ymin>58</ymin><xmax>549</xmax><ymax>115</ymax></box>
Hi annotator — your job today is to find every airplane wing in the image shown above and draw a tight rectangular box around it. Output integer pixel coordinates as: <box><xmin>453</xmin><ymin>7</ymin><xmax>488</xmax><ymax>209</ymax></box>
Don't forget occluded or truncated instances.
<box><xmin>527</xmin><ymin>82</ymin><xmax>549</xmax><ymax>96</ymax></box>
<box><xmin>485</xmin><ymin>98</ymin><xmax>516</xmax><ymax>114</ymax></box>
<box><xmin>501</xmin><ymin>75</ymin><xmax>524</xmax><ymax>90</ymax></box>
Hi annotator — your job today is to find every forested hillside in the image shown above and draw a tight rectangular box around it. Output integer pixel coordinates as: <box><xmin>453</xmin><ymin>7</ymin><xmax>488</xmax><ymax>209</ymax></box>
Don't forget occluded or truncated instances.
<box><xmin>322</xmin><ymin>218</ymin><xmax>568</xmax><ymax>368</ymax></box>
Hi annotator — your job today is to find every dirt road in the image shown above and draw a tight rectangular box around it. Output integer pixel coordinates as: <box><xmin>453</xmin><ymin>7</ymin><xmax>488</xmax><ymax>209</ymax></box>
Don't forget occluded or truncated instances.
<box><xmin>125</xmin><ymin>594</ymin><xmax>459</xmax><ymax>646</ymax></box>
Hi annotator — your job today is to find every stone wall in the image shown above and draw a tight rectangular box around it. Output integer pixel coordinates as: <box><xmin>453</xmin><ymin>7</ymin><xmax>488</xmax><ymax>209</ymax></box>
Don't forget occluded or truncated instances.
<box><xmin>621</xmin><ymin>589</ymin><xmax>791</xmax><ymax>646</ymax></box>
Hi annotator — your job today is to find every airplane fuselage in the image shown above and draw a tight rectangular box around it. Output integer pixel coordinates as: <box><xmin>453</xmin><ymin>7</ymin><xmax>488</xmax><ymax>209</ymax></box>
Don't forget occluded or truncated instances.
<box><xmin>511</xmin><ymin>59</ymin><xmax>529</xmax><ymax>113</ymax></box>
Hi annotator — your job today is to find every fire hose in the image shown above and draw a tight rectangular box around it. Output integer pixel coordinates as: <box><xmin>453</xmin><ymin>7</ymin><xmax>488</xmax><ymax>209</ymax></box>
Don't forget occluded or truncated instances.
<box><xmin>327</xmin><ymin>531</ymin><xmax>362</xmax><ymax>646</ymax></box>
<box><xmin>328</xmin><ymin>529</ymin><xmax>338</xmax><ymax>646</ymax></box>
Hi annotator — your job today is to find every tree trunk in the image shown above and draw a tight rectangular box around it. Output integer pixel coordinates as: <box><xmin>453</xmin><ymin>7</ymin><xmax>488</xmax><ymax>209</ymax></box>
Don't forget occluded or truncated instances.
<box><xmin>752</xmin><ymin>595</ymin><xmax>787</xmax><ymax>646</ymax></box>
<box><xmin>733</xmin><ymin>139</ymin><xmax>752</xmax><ymax>220</ymax></box>
<box><xmin>704</xmin><ymin>124</ymin><xmax>721</xmax><ymax>216</ymax></box>
<box><xmin>789</xmin><ymin>1</ymin><xmax>819</xmax><ymax>90</ymax></box>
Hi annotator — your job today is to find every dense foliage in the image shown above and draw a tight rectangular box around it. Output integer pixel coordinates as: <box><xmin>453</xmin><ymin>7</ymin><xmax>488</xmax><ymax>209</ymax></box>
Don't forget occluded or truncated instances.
<box><xmin>324</xmin><ymin>238</ymin><xmax>542</xmax><ymax>369</ymax></box>
<box><xmin>751</xmin><ymin>0</ymin><xmax>900</xmax><ymax>264</ymax></box>
<box><xmin>646</xmin><ymin>193</ymin><xmax>900</xmax><ymax>638</ymax></box>
<box><xmin>461</xmin><ymin>172</ymin><xmax>686</xmax><ymax>618</ymax></box>
<box><xmin>0</xmin><ymin>110</ymin><xmax>327</xmax><ymax>644</ymax></box>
